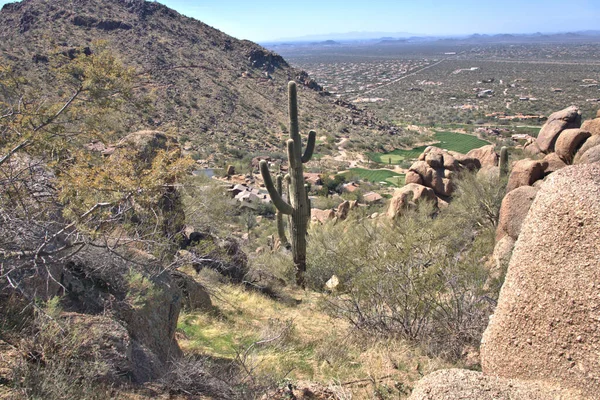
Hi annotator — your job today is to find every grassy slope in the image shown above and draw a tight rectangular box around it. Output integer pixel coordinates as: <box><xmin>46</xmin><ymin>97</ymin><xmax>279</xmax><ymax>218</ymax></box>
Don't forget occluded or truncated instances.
<box><xmin>369</xmin><ymin>131</ymin><xmax>490</xmax><ymax>164</ymax></box>
<box><xmin>177</xmin><ymin>270</ymin><xmax>449</xmax><ymax>398</ymax></box>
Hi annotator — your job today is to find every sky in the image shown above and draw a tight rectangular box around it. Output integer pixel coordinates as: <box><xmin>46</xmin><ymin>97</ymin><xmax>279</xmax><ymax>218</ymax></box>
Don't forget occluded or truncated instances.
<box><xmin>1</xmin><ymin>0</ymin><xmax>600</xmax><ymax>42</ymax></box>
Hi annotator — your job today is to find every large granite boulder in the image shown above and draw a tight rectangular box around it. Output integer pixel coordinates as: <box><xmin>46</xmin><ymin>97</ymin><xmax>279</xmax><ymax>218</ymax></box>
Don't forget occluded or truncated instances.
<box><xmin>495</xmin><ymin>185</ymin><xmax>539</xmax><ymax>242</ymax></box>
<box><xmin>580</xmin><ymin>116</ymin><xmax>600</xmax><ymax>136</ymax></box>
<box><xmin>542</xmin><ymin>152</ymin><xmax>567</xmax><ymax>175</ymax></box>
<box><xmin>536</xmin><ymin>106</ymin><xmax>581</xmax><ymax>153</ymax></box>
<box><xmin>409</xmin><ymin>369</ymin><xmax>584</xmax><ymax>400</ymax></box>
<box><xmin>554</xmin><ymin>128</ymin><xmax>591</xmax><ymax>164</ymax></box>
<box><xmin>481</xmin><ymin>163</ymin><xmax>600</xmax><ymax>397</ymax></box>
<box><xmin>577</xmin><ymin>144</ymin><xmax>600</xmax><ymax>164</ymax></box>
<box><xmin>505</xmin><ymin>159</ymin><xmax>547</xmax><ymax>193</ymax></box>
<box><xmin>387</xmin><ymin>183</ymin><xmax>437</xmax><ymax>220</ymax></box>
<box><xmin>574</xmin><ymin>135</ymin><xmax>600</xmax><ymax>164</ymax></box>
<box><xmin>466</xmin><ymin>144</ymin><xmax>498</xmax><ymax>168</ymax></box>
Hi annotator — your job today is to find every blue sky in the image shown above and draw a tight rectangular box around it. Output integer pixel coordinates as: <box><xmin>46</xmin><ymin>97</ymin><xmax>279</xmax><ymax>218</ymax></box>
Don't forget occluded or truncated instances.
<box><xmin>1</xmin><ymin>0</ymin><xmax>599</xmax><ymax>42</ymax></box>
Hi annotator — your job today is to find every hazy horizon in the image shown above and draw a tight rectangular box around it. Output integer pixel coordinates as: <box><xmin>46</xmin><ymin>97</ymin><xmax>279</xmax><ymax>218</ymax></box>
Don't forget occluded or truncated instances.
<box><xmin>1</xmin><ymin>0</ymin><xmax>599</xmax><ymax>42</ymax></box>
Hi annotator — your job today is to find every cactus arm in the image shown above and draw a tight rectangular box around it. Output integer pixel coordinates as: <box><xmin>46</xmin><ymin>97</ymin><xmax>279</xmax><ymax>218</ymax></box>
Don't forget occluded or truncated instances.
<box><xmin>260</xmin><ymin>160</ymin><xmax>293</xmax><ymax>215</ymax></box>
<box><xmin>301</xmin><ymin>130</ymin><xmax>316</xmax><ymax>163</ymax></box>
<box><xmin>276</xmin><ymin>175</ymin><xmax>290</xmax><ymax>246</ymax></box>
<box><xmin>287</xmin><ymin>139</ymin><xmax>297</xmax><ymax>168</ymax></box>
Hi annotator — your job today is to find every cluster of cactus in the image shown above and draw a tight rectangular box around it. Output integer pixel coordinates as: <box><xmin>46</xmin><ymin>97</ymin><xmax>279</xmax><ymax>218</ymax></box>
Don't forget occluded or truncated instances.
<box><xmin>260</xmin><ymin>81</ymin><xmax>316</xmax><ymax>287</ymax></box>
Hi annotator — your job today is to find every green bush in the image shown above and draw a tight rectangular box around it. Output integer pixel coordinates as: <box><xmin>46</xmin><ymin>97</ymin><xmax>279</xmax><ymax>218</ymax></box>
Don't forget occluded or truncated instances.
<box><xmin>307</xmin><ymin>172</ymin><xmax>503</xmax><ymax>361</ymax></box>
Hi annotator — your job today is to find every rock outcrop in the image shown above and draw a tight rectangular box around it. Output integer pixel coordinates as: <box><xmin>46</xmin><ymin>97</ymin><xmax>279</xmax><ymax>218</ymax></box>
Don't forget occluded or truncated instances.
<box><xmin>536</xmin><ymin>106</ymin><xmax>581</xmax><ymax>153</ymax></box>
<box><xmin>495</xmin><ymin>185</ymin><xmax>539</xmax><ymax>242</ymax></box>
<box><xmin>466</xmin><ymin>144</ymin><xmax>499</xmax><ymax>168</ymax></box>
<box><xmin>505</xmin><ymin>158</ymin><xmax>547</xmax><ymax>193</ymax></box>
<box><xmin>409</xmin><ymin>369</ymin><xmax>584</xmax><ymax>400</ymax></box>
<box><xmin>481</xmin><ymin>163</ymin><xmax>600</xmax><ymax>397</ymax></box>
<box><xmin>387</xmin><ymin>183</ymin><xmax>437</xmax><ymax>219</ymax></box>
<box><xmin>554</xmin><ymin>128</ymin><xmax>590</xmax><ymax>163</ymax></box>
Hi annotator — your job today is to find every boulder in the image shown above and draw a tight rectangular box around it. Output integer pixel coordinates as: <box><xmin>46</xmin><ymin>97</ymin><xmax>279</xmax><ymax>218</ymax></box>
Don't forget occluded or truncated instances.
<box><xmin>443</xmin><ymin>152</ymin><xmax>459</xmax><ymax>171</ymax></box>
<box><xmin>506</xmin><ymin>159</ymin><xmax>547</xmax><ymax>193</ymax></box>
<box><xmin>311</xmin><ymin>208</ymin><xmax>335</xmax><ymax>224</ymax></box>
<box><xmin>409</xmin><ymin>160</ymin><xmax>430</xmax><ymax>178</ymax></box>
<box><xmin>387</xmin><ymin>183</ymin><xmax>437</xmax><ymax>220</ymax></box>
<box><xmin>171</xmin><ymin>270</ymin><xmax>212</xmax><ymax>311</ymax></box>
<box><xmin>405</xmin><ymin>170</ymin><xmax>423</xmax><ymax>185</ymax></box>
<box><xmin>490</xmin><ymin>236</ymin><xmax>515</xmax><ymax>283</ymax></box>
<box><xmin>496</xmin><ymin>185</ymin><xmax>539</xmax><ymax>242</ymax></box>
<box><xmin>408</xmin><ymin>369</ymin><xmax>584</xmax><ymax>400</ymax></box>
<box><xmin>574</xmin><ymin>135</ymin><xmax>600</xmax><ymax>164</ymax></box>
<box><xmin>580</xmin><ymin>118</ymin><xmax>600</xmax><ymax>136</ymax></box>
<box><xmin>336</xmin><ymin>200</ymin><xmax>350</xmax><ymax>220</ymax></box>
<box><xmin>542</xmin><ymin>152</ymin><xmax>567</xmax><ymax>175</ymax></box>
<box><xmin>481</xmin><ymin>163</ymin><xmax>600</xmax><ymax>397</ymax></box>
<box><xmin>523</xmin><ymin>140</ymin><xmax>543</xmax><ymax>157</ymax></box>
<box><xmin>449</xmin><ymin>151</ymin><xmax>481</xmax><ymax>171</ymax></box>
<box><xmin>60</xmin><ymin>248</ymin><xmax>183</xmax><ymax>382</ymax></box>
<box><xmin>554</xmin><ymin>129</ymin><xmax>591</xmax><ymax>164</ymax></box>
<box><xmin>466</xmin><ymin>144</ymin><xmax>499</xmax><ymax>168</ymax></box>
<box><xmin>425</xmin><ymin>151</ymin><xmax>443</xmax><ymax>169</ymax></box>
<box><xmin>536</xmin><ymin>106</ymin><xmax>581</xmax><ymax>153</ymax></box>
<box><xmin>578</xmin><ymin>145</ymin><xmax>600</xmax><ymax>164</ymax></box>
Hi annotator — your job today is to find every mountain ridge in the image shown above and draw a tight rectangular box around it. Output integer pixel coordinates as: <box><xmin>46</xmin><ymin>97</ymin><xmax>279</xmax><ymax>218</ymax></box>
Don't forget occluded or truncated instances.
<box><xmin>0</xmin><ymin>0</ymin><xmax>398</xmax><ymax>159</ymax></box>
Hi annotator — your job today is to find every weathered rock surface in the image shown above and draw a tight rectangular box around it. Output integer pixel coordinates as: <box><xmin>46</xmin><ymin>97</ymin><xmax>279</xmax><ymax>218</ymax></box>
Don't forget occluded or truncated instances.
<box><xmin>409</xmin><ymin>149</ymin><xmax>457</xmax><ymax>197</ymax></box>
<box><xmin>495</xmin><ymin>185</ymin><xmax>539</xmax><ymax>242</ymax></box>
<box><xmin>408</xmin><ymin>369</ymin><xmax>585</xmax><ymax>400</ymax></box>
<box><xmin>578</xmin><ymin>144</ymin><xmax>600</xmax><ymax>164</ymax></box>
<box><xmin>336</xmin><ymin>200</ymin><xmax>351</xmax><ymax>220</ymax></box>
<box><xmin>574</xmin><ymin>135</ymin><xmax>600</xmax><ymax>164</ymax></box>
<box><xmin>505</xmin><ymin>159</ymin><xmax>547</xmax><ymax>193</ymax></box>
<box><xmin>171</xmin><ymin>270</ymin><xmax>212</xmax><ymax>311</ymax></box>
<box><xmin>580</xmin><ymin>117</ymin><xmax>600</xmax><ymax>136</ymax></box>
<box><xmin>466</xmin><ymin>144</ymin><xmax>498</xmax><ymax>168</ymax></box>
<box><xmin>448</xmin><ymin>151</ymin><xmax>481</xmax><ymax>170</ymax></box>
<box><xmin>481</xmin><ymin>163</ymin><xmax>600</xmax><ymax>397</ymax></box>
<box><xmin>524</xmin><ymin>140</ymin><xmax>543</xmax><ymax>156</ymax></box>
<box><xmin>311</xmin><ymin>208</ymin><xmax>335</xmax><ymax>224</ymax></box>
<box><xmin>490</xmin><ymin>236</ymin><xmax>515</xmax><ymax>282</ymax></box>
<box><xmin>405</xmin><ymin>170</ymin><xmax>423</xmax><ymax>185</ymax></box>
<box><xmin>542</xmin><ymin>152</ymin><xmax>567</xmax><ymax>175</ymax></box>
<box><xmin>554</xmin><ymin>128</ymin><xmax>590</xmax><ymax>164</ymax></box>
<box><xmin>387</xmin><ymin>183</ymin><xmax>437</xmax><ymax>220</ymax></box>
<box><xmin>536</xmin><ymin>106</ymin><xmax>581</xmax><ymax>153</ymax></box>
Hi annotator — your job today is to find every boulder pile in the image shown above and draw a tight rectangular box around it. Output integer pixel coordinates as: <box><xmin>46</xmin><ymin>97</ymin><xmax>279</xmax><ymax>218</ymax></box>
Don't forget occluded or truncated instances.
<box><xmin>409</xmin><ymin>107</ymin><xmax>600</xmax><ymax>399</ymax></box>
<box><xmin>389</xmin><ymin>144</ymin><xmax>498</xmax><ymax>219</ymax></box>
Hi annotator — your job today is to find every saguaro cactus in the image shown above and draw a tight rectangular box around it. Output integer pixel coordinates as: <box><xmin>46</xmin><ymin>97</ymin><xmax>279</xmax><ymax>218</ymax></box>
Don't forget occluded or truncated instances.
<box><xmin>260</xmin><ymin>81</ymin><xmax>316</xmax><ymax>287</ymax></box>
<box><xmin>499</xmin><ymin>146</ymin><xmax>509</xmax><ymax>178</ymax></box>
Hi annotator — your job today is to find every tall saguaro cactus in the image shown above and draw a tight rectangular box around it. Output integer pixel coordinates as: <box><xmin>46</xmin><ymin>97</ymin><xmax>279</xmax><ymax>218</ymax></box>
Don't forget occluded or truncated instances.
<box><xmin>260</xmin><ymin>81</ymin><xmax>316</xmax><ymax>287</ymax></box>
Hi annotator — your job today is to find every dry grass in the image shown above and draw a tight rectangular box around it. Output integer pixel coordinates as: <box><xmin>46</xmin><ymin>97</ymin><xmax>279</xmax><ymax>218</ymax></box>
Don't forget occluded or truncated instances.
<box><xmin>177</xmin><ymin>270</ymin><xmax>452</xmax><ymax>399</ymax></box>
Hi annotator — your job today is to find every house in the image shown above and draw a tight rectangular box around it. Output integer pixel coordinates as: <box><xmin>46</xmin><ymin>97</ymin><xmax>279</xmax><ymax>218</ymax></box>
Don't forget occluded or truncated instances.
<box><xmin>342</xmin><ymin>182</ymin><xmax>360</xmax><ymax>193</ymax></box>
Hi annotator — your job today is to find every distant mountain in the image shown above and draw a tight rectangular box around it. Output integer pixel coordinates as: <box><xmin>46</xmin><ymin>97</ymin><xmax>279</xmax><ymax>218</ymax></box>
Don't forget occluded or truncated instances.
<box><xmin>265</xmin><ymin>30</ymin><xmax>600</xmax><ymax>46</ymax></box>
<box><xmin>267</xmin><ymin>31</ymin><xmax>420</xmax><ymax>43</ymax></box>
<box><xmin>0</xmin><ymin>0</ymin><xmax>396</xmax><ymax>158</ymax></box>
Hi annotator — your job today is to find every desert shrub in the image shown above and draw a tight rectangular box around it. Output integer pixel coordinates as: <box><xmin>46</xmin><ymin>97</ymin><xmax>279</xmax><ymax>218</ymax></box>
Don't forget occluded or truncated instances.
<box><xmin>182</xmin><ymin>174</ymin><xmax>237</xmax><ymax>235</ymax></box>
<box><xmin>10</xmin><ymin>302</ymin><xmax>116</xmax><ymax>400</ymax></box>
<box><xmin>307</xmin><ymin>173</ymin><xmax>501</xmax><ymax>360</ymax></box>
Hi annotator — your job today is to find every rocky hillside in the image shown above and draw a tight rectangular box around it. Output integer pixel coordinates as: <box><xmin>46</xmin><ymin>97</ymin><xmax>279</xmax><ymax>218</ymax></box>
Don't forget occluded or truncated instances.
<box><xmin>0</xmin><ymin>0</ymin><xmax>398</xmax><ymax>159</ymax></box>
